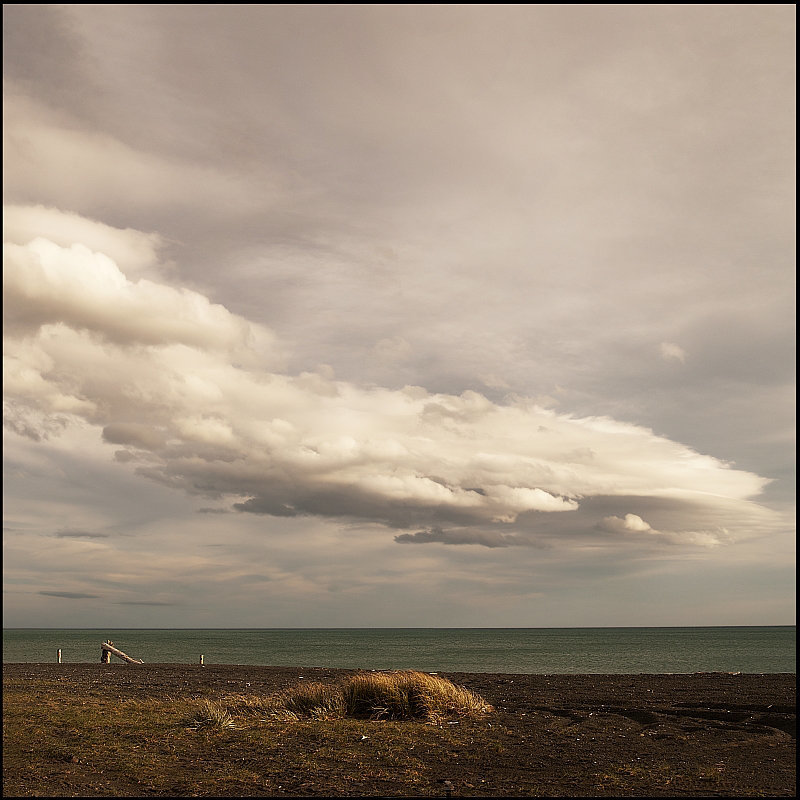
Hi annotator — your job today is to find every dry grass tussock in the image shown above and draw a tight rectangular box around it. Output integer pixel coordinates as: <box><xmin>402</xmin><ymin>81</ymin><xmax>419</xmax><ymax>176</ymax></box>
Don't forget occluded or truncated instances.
<box><xmin>187</xmin><ymin>698</ymin><xmax>237</xmax><ymax>730</ymax></box>
<box><xmin>268</xmin><ymin>680</ymin><xmax>346</xmax><ymax>720</ymax></box>
<box><xmin>266</xmin><ymin>670</ymin><xmax>493</xmax><ymax>723</ymax></box>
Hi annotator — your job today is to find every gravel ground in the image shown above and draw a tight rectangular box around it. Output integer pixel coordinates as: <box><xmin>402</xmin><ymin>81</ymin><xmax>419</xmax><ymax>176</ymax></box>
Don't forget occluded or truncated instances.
<box><xmin>3</xmin><ymin>663</ymin><xmax>795</xmax><ymax>797</ymax></box>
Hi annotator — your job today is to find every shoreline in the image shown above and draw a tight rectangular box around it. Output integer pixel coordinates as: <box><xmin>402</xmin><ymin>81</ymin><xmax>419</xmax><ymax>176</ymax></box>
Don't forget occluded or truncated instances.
<box><xmin>6</xmin><ymin>662</ymin><xmax>797</xmax><ymax>672</ymax></box>
<box><xmin>5</xmin><ymin>661</ymin><xmax>797</xmax><ymax>674</ymax></box>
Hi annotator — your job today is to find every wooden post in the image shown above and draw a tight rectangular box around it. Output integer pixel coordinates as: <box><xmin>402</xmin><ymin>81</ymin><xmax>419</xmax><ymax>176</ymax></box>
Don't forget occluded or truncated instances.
<box><xmin>100</xmin><ymin>640</ymin><xmax>143</xmax><ymax>665</ymax></box>
<box><xmin>57</xmin><ymin>649</ymin><xmax>62</xmax><ymax>664</ymax></box>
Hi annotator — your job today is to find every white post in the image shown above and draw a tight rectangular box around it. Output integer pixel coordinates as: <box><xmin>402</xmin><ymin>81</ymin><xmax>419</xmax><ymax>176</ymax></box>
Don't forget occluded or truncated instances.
<box><xmin>200</xmin><ymin>654</ymin><xmax>204</xmax><ymax>666</ymax></box>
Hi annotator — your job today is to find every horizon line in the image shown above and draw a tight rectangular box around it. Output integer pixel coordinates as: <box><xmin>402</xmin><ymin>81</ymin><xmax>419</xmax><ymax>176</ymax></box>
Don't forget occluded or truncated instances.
<box><xmin>3</xmin><ymin>624</ymin><xmax>796</xmax><ymax>631</ymax></box>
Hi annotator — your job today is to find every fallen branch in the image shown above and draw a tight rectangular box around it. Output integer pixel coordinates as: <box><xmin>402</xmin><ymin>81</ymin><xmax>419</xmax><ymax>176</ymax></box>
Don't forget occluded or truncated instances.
<box><xmin>101</xmin><ymin>640</ymin><xmax>144</xmax><ymax>665</ymax></box>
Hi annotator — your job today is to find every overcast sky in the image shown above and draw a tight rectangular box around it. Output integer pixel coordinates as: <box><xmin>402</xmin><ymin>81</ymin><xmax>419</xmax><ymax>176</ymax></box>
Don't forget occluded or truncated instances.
<box><xmin>3</xmin><ymin>4</ymin><xmax>795</xmax><ymax>629</ymax></box>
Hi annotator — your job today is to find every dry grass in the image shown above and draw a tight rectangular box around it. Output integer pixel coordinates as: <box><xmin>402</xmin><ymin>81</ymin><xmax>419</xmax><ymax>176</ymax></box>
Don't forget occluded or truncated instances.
<box><xmin>267</xmin><ymin>680</ymin><xmax>346</xmax><ymax>720</ymax></box>
<box><xmin>268</xmin><ymin>670</ymin><xmax>493</xmax><ymax>723</ymax></box>
<box><xmin>187</xmin><ymin>698</ymin><xmax>237</xmax><ymax>730</ymax></box>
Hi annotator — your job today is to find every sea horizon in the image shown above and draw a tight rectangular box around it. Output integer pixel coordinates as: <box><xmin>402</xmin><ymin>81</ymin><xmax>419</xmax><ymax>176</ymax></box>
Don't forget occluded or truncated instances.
<box><xmin>4</xmin><ymin>624</ymin><xmax>795</xmax><ymax>630</ymax></box>
<box><xmin>4</xmin><ymin>626</ymin><xmax>795</xmax><ymax>674</ymax></box>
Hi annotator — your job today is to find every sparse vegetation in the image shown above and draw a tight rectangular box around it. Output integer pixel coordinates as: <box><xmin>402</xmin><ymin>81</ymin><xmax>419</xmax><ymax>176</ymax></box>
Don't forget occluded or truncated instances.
<box><xmin>3</xmin><ymin>664</ymin><xmax>795</xmax><ymax>798</ymax></box>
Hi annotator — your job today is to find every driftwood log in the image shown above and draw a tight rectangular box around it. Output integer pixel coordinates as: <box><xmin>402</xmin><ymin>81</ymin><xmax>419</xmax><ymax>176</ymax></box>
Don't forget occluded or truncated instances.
<box><xmin>100</xmin><ymin>640</ymin><xmax>144</xmax><ymax>665</ymax></box>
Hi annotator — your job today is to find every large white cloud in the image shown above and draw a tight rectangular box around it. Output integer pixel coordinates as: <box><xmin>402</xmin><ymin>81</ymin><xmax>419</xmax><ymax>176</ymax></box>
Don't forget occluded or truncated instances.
<box><xmin>3</xmin><ymin>236</ymin><xmax>270</xmax><ymax>353</ymax></box>
<box><xmin>2</xmin><ymin>208</ymin><xmax>778</xmax><ymax>545</ymax></box>
<box><xmin>3</xmin><ymin>204</ymin><xmax>163</xmax><ymax>277</ymax></box>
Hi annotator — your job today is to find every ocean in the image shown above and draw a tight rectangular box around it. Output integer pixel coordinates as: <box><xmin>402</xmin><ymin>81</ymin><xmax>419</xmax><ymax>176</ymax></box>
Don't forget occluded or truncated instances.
<box><xmin>2</xmin><ymin>627</ymin><xmax>794</xmax><ymax>673</ymax></box>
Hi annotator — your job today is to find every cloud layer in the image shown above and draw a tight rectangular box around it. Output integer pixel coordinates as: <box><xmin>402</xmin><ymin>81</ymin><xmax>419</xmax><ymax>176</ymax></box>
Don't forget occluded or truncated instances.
<box><xmin>3</xmin><ymin>208</ymin><xmax>777</xmax><ymax>550</ymax></box>
<box><xmin>2</xmin><ymin>6</ymin><xmax>793</xmax><ymax>627</ymax></box>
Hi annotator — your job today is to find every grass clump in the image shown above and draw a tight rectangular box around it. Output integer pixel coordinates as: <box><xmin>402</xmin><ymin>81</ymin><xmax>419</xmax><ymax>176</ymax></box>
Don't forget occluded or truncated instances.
<box><xmin>188</xmin><ymin>698</ymin><xmax>236</xmax><ymax>730</ymax></box>
<box><xmin>269</xmin><ymin>671</ymin><xmax>493</xmax><ymax>723</ymax></box>
<box><xmin>269</xmin><ymin>680</ymin><xmax>346</xmax><ymax>720</ymax></box>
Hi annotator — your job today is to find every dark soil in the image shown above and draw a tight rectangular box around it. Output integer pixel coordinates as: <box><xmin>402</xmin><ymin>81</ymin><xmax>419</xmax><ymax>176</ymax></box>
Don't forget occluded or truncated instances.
<box><xmin>3</xmin><ymin>663</ymin><xmax>795</xmax><ymax>797</ymax></box>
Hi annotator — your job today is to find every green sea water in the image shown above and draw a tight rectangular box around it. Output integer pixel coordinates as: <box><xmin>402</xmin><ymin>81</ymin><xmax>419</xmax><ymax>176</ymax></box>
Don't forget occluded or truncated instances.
<box><xmin>2</xmin><ymin>627</ymin><xmax>794</xmax><ymax>673</ymax></box>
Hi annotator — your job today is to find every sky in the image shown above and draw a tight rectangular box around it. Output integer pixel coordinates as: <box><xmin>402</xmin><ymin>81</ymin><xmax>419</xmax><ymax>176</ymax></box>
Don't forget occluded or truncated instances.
<box><xmin>3</xmin><ymin>4</ymin><xmax>795</xmax><ymax>629</ymax></box>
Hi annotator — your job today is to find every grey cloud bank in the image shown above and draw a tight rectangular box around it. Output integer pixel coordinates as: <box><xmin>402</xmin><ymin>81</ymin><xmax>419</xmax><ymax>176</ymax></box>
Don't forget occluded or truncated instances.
<box><xmin>2</xmin><ymin>4</ymin><xmax>794</xmax><ymax>628</ymax></box>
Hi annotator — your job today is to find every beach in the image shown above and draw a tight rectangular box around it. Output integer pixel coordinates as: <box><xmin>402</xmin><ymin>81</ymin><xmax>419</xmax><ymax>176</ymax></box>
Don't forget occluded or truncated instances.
<box><xmin>3</xmin><ymin>663</ymin><xmax>795</xmax><ymax>797</ymax></box>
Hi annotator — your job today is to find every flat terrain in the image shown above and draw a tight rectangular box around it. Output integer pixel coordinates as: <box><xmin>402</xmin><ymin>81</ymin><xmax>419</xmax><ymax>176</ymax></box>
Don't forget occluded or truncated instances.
<box><xmin>3</xmin><ymin>663</ymin><xmax>795</xmax><ymax>797</ymax></box>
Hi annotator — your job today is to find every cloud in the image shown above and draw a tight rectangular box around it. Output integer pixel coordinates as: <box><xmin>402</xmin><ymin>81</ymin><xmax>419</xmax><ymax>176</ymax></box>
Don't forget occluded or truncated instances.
<box><xmin>113</xmin><ymin>600</ymin><xmax>177</xmax><ymax>606</ymax></box>
<box><xmin>102</xmin><ymin>423</ymin><xmax>168</xmax><ymax>451</ymax></box>
<box><xmin>479</xmin><ymin>374</ymin><xmax>511</xmax><ymax>391</ymax></box>
<box><xmin>395</xmin><ymin>527</ymin><xmax>525</xmax><ymax>548</ymax></box>
<box><xmin>3</xmin><ymin>204</ymin><xmax>164</xmax><ymax>277</ymax></box>
<box><xmin>3</xmin><ymin>236</ymin><xmax>269</xmax><ymax>353</ymax></box>
<box><xmin>3</xmin><ymin>91</ymin><xmax>282</xmax><ymax>221</ymax></box>
<box><xmin>598</xmin><ymin>512</ymin><xmax>732</xmax><ymax>548</ymax></box>
<box><xmin>660</xmin><ymin>342</ymin><xmax>686</xmax><ymax>363</ymax></box>
<box><xmin>2</xmin><ymin>208</ymin><xmax>780</xmax><ymax>551</ymax></box>
<box><xmin>3</xmin><ymin>401</ymin><xmax>70</xmax><ymax>442</ymax></box>
<box><xmin>370</xmin><ymin>336</ymin><xmax>413</xmax><ymax>363</ymax></box>
<box><xmin>52</xmin><ymin>529</ymin><xmax>110</xmax><ymax>539</ymax></box>
<box><xmin>39</xmin><ymin>590</ymin><xmax>100</xmax><ymax>599</ymax></box>
<box><xmin>600</xmin><ymin>513</ymin><xmax>654</xmax><ymax>533</ymax></box>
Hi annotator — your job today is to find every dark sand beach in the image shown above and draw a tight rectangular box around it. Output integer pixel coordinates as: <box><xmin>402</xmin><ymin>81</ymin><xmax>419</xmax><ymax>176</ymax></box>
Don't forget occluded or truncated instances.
<box><xmin>3</xmin><ymin>663</ymin><xmax>795</xmax><ymax>797</ymax></box>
